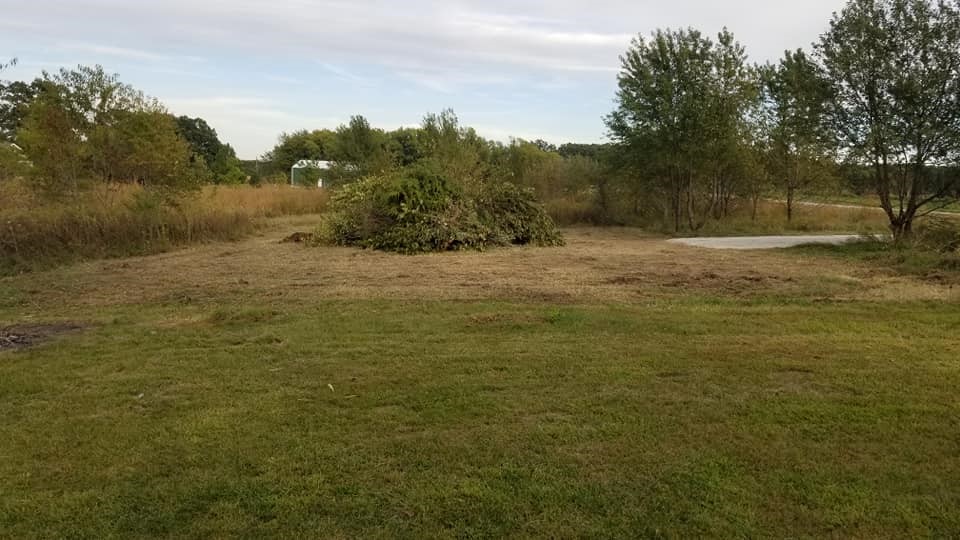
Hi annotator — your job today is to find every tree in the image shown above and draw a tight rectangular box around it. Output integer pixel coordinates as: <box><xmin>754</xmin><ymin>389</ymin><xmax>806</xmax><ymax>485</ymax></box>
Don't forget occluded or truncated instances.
<box><xmin>45</xmin><ymin>65</ymin><xmax>163</xmax><ymax>131</ymax></box>
<box><xmin>762</xmin><ymin>50</ymin><xmax>836</xmax><ymax>221</ymax></box>
<box><xmin>419</xmin><ymin>110</ymin><xmax>492</xmax><ymax>183</ymax></box>
<box><xmin>17</xmin><ymin>65</ymin><xmax>202</xmax><ymax>198</ymax></box>
<box><xmin>817</xmin><ymin>0</ymin><xmax>960</xmax><ymax>239</ymax></box>
<box><xmin>265</xmin><ymin>129</ymin><xmax>336</xmax><ymax>177</ymax></box>
<box><xmin>93</xmin><ymin>111</ymin><xmax>200</xmax><ymax>191</ymax></box>
<box><xmin>0</xmin><ymin>79</ymin><xmax>45</xmax><ymax>142</ymax></box>
<box><xmin>329</xmin><ymin>116</ymin><xmax>392</xmax><ymax>178</ymax></box>
<box><xmin>503</xmin><ymin>139</ymin><xmax>564</xmax><ymax>198</ymax></box>
<box><xmin>558</xmin><ymin>143</ymin><xmax>609</xmax><ymax>160</ymax></box>
<box><xmin>607</xmin><ymin>28</ymin><xmax>759</xmax><ymax>231</ymax></box>
<box><xmin>388</xmin><ymin>127</ymin><xmax>425</xmax><ymax>167</ymax></box>
<box><xmin>175</xmin><ymin>116</ymin><xmax>244</xmax><ymax>184</ymax></box>
<box><xmin>17</xmin><ymin>89</ymin><xmax>84</xmax><ymax>195</ymax></box>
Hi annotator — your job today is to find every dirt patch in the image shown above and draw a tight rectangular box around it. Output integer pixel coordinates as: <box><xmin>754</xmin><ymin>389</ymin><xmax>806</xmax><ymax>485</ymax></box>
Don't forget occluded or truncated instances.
<box><xmin>0</xmin><ymin>323</ymin><xmax>84</xmax><ymax>352</ymax></box>
<box><xmin>281</xmin><ymin>232</ymin><xmax>317</xmax><ymax>244</ymax></box>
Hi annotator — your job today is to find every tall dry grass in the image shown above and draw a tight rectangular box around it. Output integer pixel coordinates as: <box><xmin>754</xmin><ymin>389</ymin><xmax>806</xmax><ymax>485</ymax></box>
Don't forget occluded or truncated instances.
<box><xmin>542</xmin><ymin>189</ymin><xmax>893</xmax><ymax>234</ymax></box>
<box><xmin>693</xmin><ymin>200</ymin><xmax>892</xmax><ymax>236</ymax></box>
<box><xmin>1</xmin><ymin>181</ymin><xmax>329</xmax><ymax>275</ymax></box>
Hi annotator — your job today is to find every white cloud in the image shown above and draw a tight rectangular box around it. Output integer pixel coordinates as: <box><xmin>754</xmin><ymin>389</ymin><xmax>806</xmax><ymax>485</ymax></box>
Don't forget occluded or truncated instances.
<box><xmin>56</xmin><ymin>42</ymin><xmax>205</xmax><ymax>64</ymax></box>
<box><xmin>1</xmin><ymin>0</ymin><xmax>849</xmax><ymax>156</ymax></box>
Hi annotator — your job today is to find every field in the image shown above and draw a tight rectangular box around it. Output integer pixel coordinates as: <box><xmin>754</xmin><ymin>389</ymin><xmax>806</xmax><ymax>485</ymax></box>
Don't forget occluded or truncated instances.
<box><xmin>1</xmin><ymin>217</ymin><xmax>959</xmax><ymax>538</ymax></box>
<box><xmin>0</xmin><ymin>182</ymin><xmax>329</xmax><ymax>275</ymax></box>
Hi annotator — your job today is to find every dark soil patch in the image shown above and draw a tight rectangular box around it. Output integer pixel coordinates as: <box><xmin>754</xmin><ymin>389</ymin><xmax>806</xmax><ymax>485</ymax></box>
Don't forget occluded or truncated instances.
<box><xmin>0</xmin><ymin>323</ymin><xmax>84</xmax><ymax>352</ymax></box>
<box><xmin>281</xmin><ymin>232</ymin><xmax>317</xmax><ymax>244</ymax></box>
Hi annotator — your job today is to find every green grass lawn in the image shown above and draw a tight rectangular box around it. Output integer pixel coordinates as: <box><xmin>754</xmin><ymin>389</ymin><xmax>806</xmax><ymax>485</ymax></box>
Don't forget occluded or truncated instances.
<box><xmin>2</xmin><ymin>229</ymin><xmax>959</xmax><ymax>537</ymax></box>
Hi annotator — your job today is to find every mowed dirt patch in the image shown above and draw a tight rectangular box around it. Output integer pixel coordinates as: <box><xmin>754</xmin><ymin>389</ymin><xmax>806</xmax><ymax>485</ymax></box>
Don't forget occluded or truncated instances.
<box><xmin>5</xmin><ymin>219</ymin><xmax>959</xmax><ymax>308</ymax></box>
<box><xmin>0</xmin><ymin>323</ymin><xmax>84</xmax><ymax>352</ymax></box>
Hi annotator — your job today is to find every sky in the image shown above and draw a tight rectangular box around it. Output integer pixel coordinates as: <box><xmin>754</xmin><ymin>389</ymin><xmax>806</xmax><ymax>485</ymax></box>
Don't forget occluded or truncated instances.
<box><xmin>1</xmin><ymin>0</ymin><xmax>848</xmax><ymax>159</ymax></box>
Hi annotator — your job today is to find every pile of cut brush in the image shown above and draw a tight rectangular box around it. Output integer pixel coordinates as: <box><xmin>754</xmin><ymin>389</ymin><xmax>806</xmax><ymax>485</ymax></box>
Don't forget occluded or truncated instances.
<box><xmin>315</xmin><ymin>164</ymin><xmax>564</xmax><ymax>254</ymax></box>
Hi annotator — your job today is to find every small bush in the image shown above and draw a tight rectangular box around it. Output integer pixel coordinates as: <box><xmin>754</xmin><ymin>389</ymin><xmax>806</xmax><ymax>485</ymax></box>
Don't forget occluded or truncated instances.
<box><xmin>319</xmin><ymin>166</ymin><xmax>563</xmax><ymax>253</ymax></box>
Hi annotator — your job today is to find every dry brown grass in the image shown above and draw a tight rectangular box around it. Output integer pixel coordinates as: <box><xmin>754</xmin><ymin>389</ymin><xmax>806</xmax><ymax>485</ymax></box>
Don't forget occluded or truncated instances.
<box><xmin>0</xmin><ymin>181</ymin><xmax>329</xmax><ymax>274</ymax></box>
<box><xmin>695</xmin><ymin>199</ymin><xmax>891</xmax><ymax>235</ymax></box>
<box><xmin>9</xmin><ymin>220</ymin><xmax>956</xmax><ymax>310</ymax></box>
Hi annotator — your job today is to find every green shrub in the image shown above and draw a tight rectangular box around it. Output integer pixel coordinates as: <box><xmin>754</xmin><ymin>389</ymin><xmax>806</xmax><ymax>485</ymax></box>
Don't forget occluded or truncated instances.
<box><xmin>319</xmin><ymin>166</ymin><xmax>563</xmax><ymax>253</ymax></box>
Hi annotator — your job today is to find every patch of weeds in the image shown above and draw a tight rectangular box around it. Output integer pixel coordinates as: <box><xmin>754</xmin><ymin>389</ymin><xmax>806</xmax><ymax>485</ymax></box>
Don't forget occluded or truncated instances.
<box><xmin>543</xmin><ymin>307</ymin><xmax>588</xmax><ymax>327</ymax></box>
<box><xmin>0</xmin><ymin>284</ymin><xmax>28</xmax><ymax>309</ymax></box>
<box><xmin>207</xmin><ymin>308</ymin><xmax>280</xmax><ymax>326</ymax></box>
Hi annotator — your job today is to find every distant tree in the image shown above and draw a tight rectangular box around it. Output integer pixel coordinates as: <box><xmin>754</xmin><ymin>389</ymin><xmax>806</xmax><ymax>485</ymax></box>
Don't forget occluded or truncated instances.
<box><xmin>558</xmin><ymin>143</ymin><xmax>609</xmax><ymax>160</ymax></box>
<box><xmin>91</xmin><ymin>110</ymin><xmax>201</xmax><ymax>192</ymax></box>
<box><xmin>174</xmin><ymin>116</ymin><xmax>245</xmax><ymax>183</ymax></box>
<box><xmin>762</xmin><ymin>50</ymin><xmax>836</xmax><ymax>221</ymax></box>
<box><xmin>503</xmin><ymin>139</ymin><xmax>564</xmax><ymax>197</ymax></box>
<box><xmin>329</xmin><ymin>115</ymin><xmax>392</xmax><ymax>178</ymax></box>
<box><xmin>817</xmin><ymin>0</ymin><xmax>960</xmax><ymax>240</ymax></box>
<box><xmin>46</xmin><ymin>65</ymin><xmax>163</xmax><ymax>131</ymax></box>
<box><xmin>174</xmin><ymin>116</ymin><xmax>221</xmax><ymax>166</ymax></box>
<box><xmin>0</xmin><ymin>79</ymin><xmax>44</xmax><ymax>142</ymax></box>
<box><xmin>607</xmin><ymin>28</ymin><xmax>759</xmax><ymax>231</ymax></box>
<box><xmin>532</xmin><ymin>139</ymin><xmax>557</xmax><ymax>153</ymax></box>
<box><xmin>419</xmin><ymin>109</ymin><xmax>492</xmax><ymax>182</ymax></box>
<box><xmin>388</xmin><ymin>127</ymin><xmax>425</xmax><ymax>167</ymax></box>
<box><xmin>17</xmin><ymin>65</ymin><xmax>203</xmax><ymax>198</ymax></box>
<box><xmin>17</xmin><ymin>89</ymin><xmax>84</xmax><ymax>195</ymax></box>
<box><xmin>265</xmin><ymin>129</ymin><xmax>336</xmax><ymax>176</ymax></box>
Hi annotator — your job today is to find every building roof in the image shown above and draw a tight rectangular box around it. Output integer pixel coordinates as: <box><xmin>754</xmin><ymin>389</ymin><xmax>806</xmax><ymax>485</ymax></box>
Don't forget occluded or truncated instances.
<box><xmin>292</xmin><ymin>159</ymin><xmax>331</xmax><ymax>169</ymax></box>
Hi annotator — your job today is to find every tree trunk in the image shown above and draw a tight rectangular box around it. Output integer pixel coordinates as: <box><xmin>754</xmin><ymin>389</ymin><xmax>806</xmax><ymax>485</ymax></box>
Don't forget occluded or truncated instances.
<box><xmin>786</xmin><ymin>185</ymin><xmax>794</xmax><ymax>222</ymax></box>
<box><xmin>890</xmin><ymin>218</ymin><xmax>913</xmax><ymax>243</ymax></box>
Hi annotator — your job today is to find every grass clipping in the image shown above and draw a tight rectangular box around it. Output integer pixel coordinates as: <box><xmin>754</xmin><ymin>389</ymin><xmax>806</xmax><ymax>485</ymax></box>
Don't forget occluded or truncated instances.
<box><xmin>317</xmin><ymin>166</ymin><xmax>564</xmax><ymax>253</ymax></box>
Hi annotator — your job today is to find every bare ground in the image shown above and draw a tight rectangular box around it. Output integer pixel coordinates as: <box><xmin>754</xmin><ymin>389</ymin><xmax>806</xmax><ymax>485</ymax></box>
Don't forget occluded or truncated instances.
<box><xmin>5</xmin><ymin>216</ymin><xmax>956</xmax><ymax>309</ymax></box>
<box><xmin>0</xmin><ymin>323</ymin><xmax>84</xmax><ymax>351</ymax></box>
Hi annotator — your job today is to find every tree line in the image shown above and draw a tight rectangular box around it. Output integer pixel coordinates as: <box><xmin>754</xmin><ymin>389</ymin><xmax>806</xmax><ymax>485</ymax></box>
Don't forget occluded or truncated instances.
<box><xmin>0</xmin><ymin>65</ymin><xmax>246</xmax><ymax>199</ymax></box>
<box><xmin>608</xmin><ymin>0</ymin><xmax>960</xmax><ymax>239</ymax></box>
<box><xmin>3</xmin><ymin>0</ymin><xmax>959</xmax><ymax>240</ymax></box>
<box><xmin>256</xmin><ymin>111</ymin><xmax>606</xmax><ymax>218</ymax></box>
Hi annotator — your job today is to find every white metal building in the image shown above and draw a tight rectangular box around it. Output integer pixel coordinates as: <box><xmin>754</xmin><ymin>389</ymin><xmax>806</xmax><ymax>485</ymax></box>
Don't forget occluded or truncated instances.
<box><xmin>290</xmin><ymin>160</ymin><xmax>332</xmax><ymax>188</ymax></box>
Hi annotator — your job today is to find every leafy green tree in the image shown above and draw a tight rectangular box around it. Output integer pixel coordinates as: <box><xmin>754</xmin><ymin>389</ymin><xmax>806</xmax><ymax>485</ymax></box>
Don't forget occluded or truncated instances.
<box><xmin>762</xmin><ymin>50</ymin><xmax>836</xmax><ymax>221</ymax></box>
<box><xmin>503</xmin><ymin>140</ymin><xmax>564</xmax><ymax>198</ymax></box>
<box><xmin>17</xmin><ymin>90</ymin><xmax>84</xmax><ymax>195</ymax></box>
<box><xmin>329</xmin><ymin>116</ymin><xmax>392</xmax><ymax>179</ymax></box>
<box><xmin>558</xmin><ymin>143</ymin><xmax>609</xmax><ymax>160</ymax></box>
<box><xmin>174</xmin><ymin>116</ymin><xmax>221</xmax><ymax>166</ymax></box>
<box><xmin>98</xmin><ymin>111</ymin><xmax>202</xmax><ymax>192</ymax></box>
<box><xmin>174</xmin><ymin>116</ymin><xmax>244</xmax><ymax>184</ymax></box>
<box><xmin>265</xmin><ymin>129</ymin><xmax>336</xmax><ymax>177</ymax></box>
<box><xmin>46</xmin><ymin>65</ymin><xmax>163</xmax><ymax>131</ymax></box>
<box><xmin>388</xmin><ymin>127</ymin><xmax>425</xmax><ymax>167</ymax></box>
<box><xmin>419</xmin><ymin>109</ymin><xmax>493</xmax><ymax>183</ymax></box>
<box><xmin>17</xmin><ymin>65</ymin><xmax>202</xmax><ymax>198</ymax></box>
<box><xmin>607</xmin><ymin>28</ymin><xmax>759</xmax><ymax>231</ymax></box>
<box><xmin>817</xmin><ymin>0</ymin><xmax>960</xmax><ymax>239</ymax></box>
<box><xmin>0</xmin><ymin>79</ymin><xmax>45</xmax><ymax>142</ymax></box>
